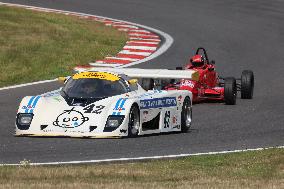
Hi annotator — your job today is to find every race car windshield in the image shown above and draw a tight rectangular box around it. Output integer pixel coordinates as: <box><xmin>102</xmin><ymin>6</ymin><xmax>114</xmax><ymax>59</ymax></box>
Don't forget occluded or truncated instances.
<box><xmin>62</xmin><ymin>78</ymin><xmax>128</xmax><ymax>99</ymax></box>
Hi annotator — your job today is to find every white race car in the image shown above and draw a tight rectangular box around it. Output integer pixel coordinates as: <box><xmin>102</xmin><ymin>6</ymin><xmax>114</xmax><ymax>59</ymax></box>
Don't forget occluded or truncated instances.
<box><xmin>15</xmin><ymin>68</ymin><xmax>198</xmax><ymax>138</ymax></box>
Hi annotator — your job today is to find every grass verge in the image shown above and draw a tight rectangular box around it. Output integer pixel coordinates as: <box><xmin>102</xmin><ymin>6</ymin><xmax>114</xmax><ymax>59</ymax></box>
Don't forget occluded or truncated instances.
<box><xmin>0</xmin><ymin>148</ymin><xmax>283</xmax><ymax>189</ymax></box>
<box><xmin>0</xmin><ymin>5</ymin><xmax>128</xmax><ymax>87</ymax></box>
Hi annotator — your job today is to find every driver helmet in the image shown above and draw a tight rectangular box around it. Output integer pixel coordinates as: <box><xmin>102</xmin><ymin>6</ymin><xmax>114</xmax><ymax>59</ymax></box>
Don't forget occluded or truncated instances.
<box><xmin>81</xmin><ymin>80</ymin><xmax>100</xmax><ymax>95</ymax></box>
<box><xmin>190</xmin><ymin>55</ymin><xmax>205</xmax><ymax>67</ymax></box>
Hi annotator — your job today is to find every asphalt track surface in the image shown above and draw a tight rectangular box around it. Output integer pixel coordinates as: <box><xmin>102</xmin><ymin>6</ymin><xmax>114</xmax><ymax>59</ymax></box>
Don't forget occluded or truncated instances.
<box><xmin>0</xmin><ymin>0</ymin><xmax>283</xmax><ymax>164</ymax></box>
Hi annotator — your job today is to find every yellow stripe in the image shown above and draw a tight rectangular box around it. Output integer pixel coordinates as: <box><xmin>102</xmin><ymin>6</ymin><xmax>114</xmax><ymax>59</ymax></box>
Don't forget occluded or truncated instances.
<box><xmin>73</xmin><ymin>72</ymin><xmax>119</xmax><ymax>81</ymax></box>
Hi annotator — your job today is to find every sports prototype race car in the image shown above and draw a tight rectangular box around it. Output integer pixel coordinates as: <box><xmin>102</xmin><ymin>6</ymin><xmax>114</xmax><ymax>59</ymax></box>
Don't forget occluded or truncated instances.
<box><xmin>165</xmin><ymin>47</ymin><xmax>254</xmax><ymax>105</ymax></box>
<box><xmin>15</xmin><ymin>69</ymin><xmax>197</xmax><ymax>138</ymax></box>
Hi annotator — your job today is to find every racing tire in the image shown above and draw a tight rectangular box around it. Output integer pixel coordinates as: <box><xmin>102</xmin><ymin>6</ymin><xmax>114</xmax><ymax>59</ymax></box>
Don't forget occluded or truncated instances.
<box><xmin>181</xmin><ymin>96</ymin><xmax>192</xmax><ymax>133</ymax></box>
<box><xmin>141</xmin><ymin>78</ymin><xmax>154</xmax><ymax>91</ymax></box>
<box><xmin>241</xmin><ymin>70</ymin><xmax>254</xmax><ymax>99</ymax></box>
<box><xmin>128</xmin><ymin>105</ymin><xmax>140</xmax><ymax>138</ymax></box>
<box><xmin>224</xmin><ymin>77</ymin><xmax>237</xmax><ymax>105</ymax></box>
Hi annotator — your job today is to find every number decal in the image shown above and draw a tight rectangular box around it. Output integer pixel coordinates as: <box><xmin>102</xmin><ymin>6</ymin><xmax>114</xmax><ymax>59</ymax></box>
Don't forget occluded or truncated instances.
<box><xmin>83</xmin><ymin>104</ymin><xmax>105</xmax><ymax>114</ymax></box>
<box><xmin>92</xmin><ymin>105</ymin><xmax>105</xmax><ymax>114</ymax></box>
<box><xmin>164</xmin><ymin>111</ymin><xmax>170</xmax><ymax>128</ymax></box>
<box><xmin>83</xmin><ymin>104</ymin><xmax>95</xmax><ymax>113</ymax></box>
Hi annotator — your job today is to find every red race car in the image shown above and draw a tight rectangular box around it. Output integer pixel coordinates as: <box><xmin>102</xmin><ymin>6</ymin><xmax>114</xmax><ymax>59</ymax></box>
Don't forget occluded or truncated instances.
<box><xmin>164</xmin><ymin>47</ymin><xmax>254</xmax><ymax>105</ymax></box>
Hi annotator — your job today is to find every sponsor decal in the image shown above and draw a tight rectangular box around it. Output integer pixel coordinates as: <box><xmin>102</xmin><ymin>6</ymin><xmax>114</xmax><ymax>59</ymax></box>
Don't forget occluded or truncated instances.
<box><xmin>112</xmin><ymin>98</ymin><xmax>128</xmax><ymax>115</ymax></box>
<box><xmin>181</xmin><ymin>80</ymin><xmax>195</xmax><ymax>88</ymax></box>
<box><xmin>177</xmin><ymin>95</ymin><xmax>183</xmax><ymax>106</ymax></box>
<box><xmin>164</xmin><ymin>111</ymin><xmax>170</xmax><ymax>128</ymax></box>
<box><xmin>140</xmin><ymin>97</ymin><xmax>177</xmax><ymax>109</ymax></box>
<box><xmin>120</xmin><ymin>129</ymin><xmax>127</xmax><ymax>133</ymax></box>
<box><xmin>53</xmin><ymin>107</ymin><xmax>89</xmax><ymax>128</ymax></box>
<box><xmin>173</xmin><ymin>125</ymin><xmax>181</xmax><ymax>129</ymax></box>
<box><xmin>142</xmin><ymin>110</ymin><xmax>149</xmax><ymax>122</ymax></box>
<box><xmin>42</xmin><ymin>91</ymin><xmax>60</xmax><ymax>98</ymax></box>
<box><xmin>22</xmin><ymin>96</ymin><xmax>41</xmax><ymax>113</ymax></box>
<box><xmin>73</xmin><ymin>72</ymin><xmax>119</xmax><ymax>81</ymax></box>
<box><xmin>172</xmin><ymin>115</ymin><xmax>177</xmax><ymax>124</ymax></box>
<box><xmin>42</xmin><ymin>129</ymin><xmax>86</xmax><ymax>134</ymax></box>
<box><xmin>53</xmin><ymin>96</ymin><xmax>62</xmax><ymax>102</ymax></box>
<box><xmin>138</xmin><ymin>90</ymin><xmax>163</xmax><ymax>98</ymax></box>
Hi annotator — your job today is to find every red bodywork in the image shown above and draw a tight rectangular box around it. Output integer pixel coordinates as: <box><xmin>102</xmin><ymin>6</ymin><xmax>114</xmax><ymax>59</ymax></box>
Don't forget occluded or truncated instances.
<box><xmin>165</xmin><ymin>48</ymin><xmax>225</xmax><ymax>103</ymax></box>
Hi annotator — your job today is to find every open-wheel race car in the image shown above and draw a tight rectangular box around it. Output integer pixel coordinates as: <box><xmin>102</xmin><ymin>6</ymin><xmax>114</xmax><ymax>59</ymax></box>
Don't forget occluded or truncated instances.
<box><xmin>165</xmin><ymin>47</ymin><xmax>254</xmax><ymax>105</ymax></box>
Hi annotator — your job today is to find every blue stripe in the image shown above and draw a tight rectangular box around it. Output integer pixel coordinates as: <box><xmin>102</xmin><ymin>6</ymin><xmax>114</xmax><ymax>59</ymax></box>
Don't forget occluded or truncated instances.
<box><xmin>119</xmin><ymin>98</ymin><xmax>127</xmax><ymax>110</ymax></box>
<box><xmin>32</xmin><ymin>96</ymin><xmax>41</xmax><ymax>108</ymax></box>
<box><xmin>114</xmin><ymin>98</ymin><xmax>123</xmax><ymax>110</ymax></box>
<box><xmin>29</xmin><ymin>96</ymin><xmax>41</xmax><ymax>113</ymax></box>
<box><xmin>25</xmin><ymin>96</ymin><xmax>36</xmax><ymax>113</ymax></box>
<box><xmin>112</xmin><ymin>112</ymin><xmax>117</xmax><ymax>115</ymax></box>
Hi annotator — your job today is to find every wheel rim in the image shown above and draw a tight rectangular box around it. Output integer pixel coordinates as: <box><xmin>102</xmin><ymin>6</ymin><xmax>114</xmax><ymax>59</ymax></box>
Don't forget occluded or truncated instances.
<box><xmin>184</xmin><ymin>101</ymin><xmax>192</xmax><ymax>128</ymax></box>
<box><xmin>129</xmin><ymin>107</ymin><xmax>139</xmax><ymax>135</ymax></box>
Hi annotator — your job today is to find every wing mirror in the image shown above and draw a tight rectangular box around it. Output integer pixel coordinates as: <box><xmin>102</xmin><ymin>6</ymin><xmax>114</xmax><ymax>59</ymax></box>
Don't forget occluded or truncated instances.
<box><xmin>57</xmin><ymin>77</ymin><xmax>67</xmax><ymax>84</ymax></box>
<box><xmin>210</xmin><ymin>60</ymin><xmax>215</xmax><ymax>65</ymax></box>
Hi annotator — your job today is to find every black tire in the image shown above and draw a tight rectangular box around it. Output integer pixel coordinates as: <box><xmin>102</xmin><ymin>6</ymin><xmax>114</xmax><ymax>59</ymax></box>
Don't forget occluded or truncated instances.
<box><xmin>128</xmin><ymin>105</ymin><xmax>140</xmax><ymax>137</ymax></box>
<box><xmin>181</xmin><ymin>96</ymin><xmax>192</xmax><ymax>133</ymax></box>
<box><xmin>140</xmin><ymin>78</ymin><xmax>154</xmax><ymax>91</ymax></box>
<box><xmin>241</xmin><ymin>70</ymin><xmax>254</xmax><ymax>99</ymax></box>
<box><xmin>224</xmin><ymin>77</ymin><xmax>237</xmax><ymax>105</ymax></box>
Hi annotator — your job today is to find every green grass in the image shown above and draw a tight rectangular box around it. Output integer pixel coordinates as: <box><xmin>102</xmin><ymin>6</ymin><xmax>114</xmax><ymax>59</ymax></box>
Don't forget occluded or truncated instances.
<box><xmin>0</xmin><ymin>148</ymin><xmax>283</xmax><ymax>189</ymax></box>
<box><xmin>0</xmin><ymin>6</ymin><xmax>128</xmax><ymax>87</ymax></box>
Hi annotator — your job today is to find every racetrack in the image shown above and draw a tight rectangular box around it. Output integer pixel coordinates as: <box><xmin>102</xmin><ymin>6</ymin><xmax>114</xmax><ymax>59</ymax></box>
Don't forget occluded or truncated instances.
<box><xmin>0</xmin><ymin>0</ymin><xmax>283</xmax><ymax>164</ymax></box>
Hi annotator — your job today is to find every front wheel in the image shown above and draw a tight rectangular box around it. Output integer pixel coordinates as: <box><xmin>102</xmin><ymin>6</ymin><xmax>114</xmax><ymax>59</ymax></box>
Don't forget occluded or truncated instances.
<box><xmin>241</xmin><ymin>70</ymin><xmax>254</xmax><ymax>99</ymax></box>
<box><xmin>128</xmin><ymin>105</ymin><xmax>140</xmax><ymax>137</ymax></box>
<box><xmin>181</xmin><ymin>96</ymin><xmax>192</xmax><ymax>133</ymax></box>
<box><xmin>224</xmin><ymin>77</ymin><xmax>237</xmax><ymax>105</ymax></box>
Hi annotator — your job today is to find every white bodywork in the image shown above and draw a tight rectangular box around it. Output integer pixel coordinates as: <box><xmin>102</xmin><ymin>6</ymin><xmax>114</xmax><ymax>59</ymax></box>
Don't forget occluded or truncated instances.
<box><xmin>15</xmin><ymin>69</ymin><xmax>194</xmax><ymax>138</ymax></box>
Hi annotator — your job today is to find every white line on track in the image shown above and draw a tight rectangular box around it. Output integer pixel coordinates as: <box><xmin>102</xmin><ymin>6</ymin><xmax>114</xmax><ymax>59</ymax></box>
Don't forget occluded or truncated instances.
<box><xmin>1</xmin><ymin>146</ymin><xmax>283</xmax><ymax>166</ymax></box>
<box><xmin>0</xmin><ymin>2</ymin><xmax>174</xmax><ymax>90</ymax></box>
<box><xmin>0</xmin><ymin>79</ymin><xmax>57</xmax><ymax>91</ymax></box>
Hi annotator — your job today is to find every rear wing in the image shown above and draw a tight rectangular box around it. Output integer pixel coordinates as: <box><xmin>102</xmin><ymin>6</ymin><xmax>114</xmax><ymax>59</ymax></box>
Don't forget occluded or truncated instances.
<box><xmin>73</xmin><ymin>67</ymin><xmax>199</xmax><ymax>81</ymax></box>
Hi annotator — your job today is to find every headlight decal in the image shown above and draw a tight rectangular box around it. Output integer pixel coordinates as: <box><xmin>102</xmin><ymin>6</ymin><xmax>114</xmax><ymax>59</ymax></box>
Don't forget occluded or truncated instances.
<box><xmin>104</xmin><ymin>115</ymin><xmax>125</xmax><ymax>132</ymax></box>
<box><xmin>16</xmin><ymin>113</ymin><xmax>34</xmax><ymax>130</ymax></box>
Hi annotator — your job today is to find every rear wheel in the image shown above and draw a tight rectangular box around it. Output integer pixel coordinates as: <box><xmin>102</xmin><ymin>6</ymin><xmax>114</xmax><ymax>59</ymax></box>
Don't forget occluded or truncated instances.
<box><xmin>224</xmin><ymin>77</ymin><xmax>237</xmax><ymax>105</ymax></box>
<box><xmin>241</xmin><ymin>70</ymin><xmax>254</xmax><ymax>99</ymax></box>
<box><xmin>181</xmin><ymin>96</ymin><xmax>192</xmax><ymax>132</ymax></box>
<box><xmin>128</xmin><ymin>105</ymin><xmax>140</xmax><ymax>137</ymax></box>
